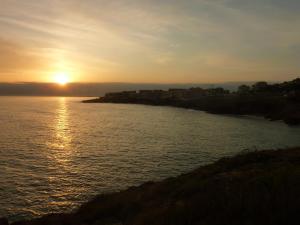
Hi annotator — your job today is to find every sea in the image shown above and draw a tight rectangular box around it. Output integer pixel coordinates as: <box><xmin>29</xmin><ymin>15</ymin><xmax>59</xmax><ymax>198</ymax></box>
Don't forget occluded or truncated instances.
<box><xmin>0</xmin><ymin>96</ymin><xmax>300</xmax><ymax>222</ymax></box>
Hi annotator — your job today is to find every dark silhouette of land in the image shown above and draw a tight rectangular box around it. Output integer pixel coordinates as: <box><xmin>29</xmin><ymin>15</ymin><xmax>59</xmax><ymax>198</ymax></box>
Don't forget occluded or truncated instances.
<box><xmin>84</xmin><ymin>78</ymin><xmax>300</xmax><ymax>125</ymax></box>
<box><xmin>0</xmin><ymin>82</ymin><xmax>249</xmax><ymax>97</ymax></box>
<box><xmin>3</xmin><ymin>147</ymin><xmax>300</xmax><ymax>225</ymax></box>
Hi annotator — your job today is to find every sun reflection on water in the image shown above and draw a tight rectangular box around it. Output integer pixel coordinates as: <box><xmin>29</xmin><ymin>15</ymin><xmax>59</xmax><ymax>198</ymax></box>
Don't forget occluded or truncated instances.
<box><xmin>48</xmin><ymin>97</ymin><xmax>74</xmax><ymax>166</ymax></box>
<box><xmin>44</xmin><ymin>98</ymin><xmax>84</xmax><ymax>214</ymax></box>
<box><xmin>55</xmin><ymin>98</ymin><xmax>71</xmax><ymax>150</ymax></box>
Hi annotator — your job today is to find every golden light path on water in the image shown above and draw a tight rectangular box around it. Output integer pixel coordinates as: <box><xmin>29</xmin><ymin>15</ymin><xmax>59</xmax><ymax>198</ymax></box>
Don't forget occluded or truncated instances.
<box><xmin>54</xmin><ymin>97</ymin><xmax>72</xmax><ymax>151</ymax></box>
<box><xmin>46</xmin><ymin>97</ymin><xmax>80</xmax><ymax>211</ymax></box>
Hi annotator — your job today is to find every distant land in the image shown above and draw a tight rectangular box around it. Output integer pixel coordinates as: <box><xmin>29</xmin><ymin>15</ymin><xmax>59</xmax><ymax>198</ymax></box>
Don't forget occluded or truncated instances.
<box><xmin>84</xmin><ymin>79</ymin><xmax>300</xmax><ymax>125</ymax></box>
<box><xmin>0</xmin><ymin>81</ymin><xmax>264</xmax><ymax>97</ymax></box>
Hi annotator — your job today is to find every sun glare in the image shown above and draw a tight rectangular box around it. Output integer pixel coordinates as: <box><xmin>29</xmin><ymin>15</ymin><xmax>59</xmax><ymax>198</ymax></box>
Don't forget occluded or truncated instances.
<box><xmin>54</xmin><ymin>72</ymin><xmax>70</xmax><ymax>86</ymax></box>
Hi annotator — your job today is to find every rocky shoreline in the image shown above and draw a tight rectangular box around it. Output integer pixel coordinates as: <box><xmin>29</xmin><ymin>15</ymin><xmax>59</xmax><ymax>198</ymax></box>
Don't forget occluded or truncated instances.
<box><xmin>3</xmin><ymin>147</ymin><xmax>300</xmax><ymax>225</ymax></box>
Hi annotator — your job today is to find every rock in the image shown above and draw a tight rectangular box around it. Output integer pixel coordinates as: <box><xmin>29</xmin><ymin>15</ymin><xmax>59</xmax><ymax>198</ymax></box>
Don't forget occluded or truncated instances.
<box><xmin>0</xmin><ymin>218</ymin><xmax>8</xmax><ymax>225</ymax></box>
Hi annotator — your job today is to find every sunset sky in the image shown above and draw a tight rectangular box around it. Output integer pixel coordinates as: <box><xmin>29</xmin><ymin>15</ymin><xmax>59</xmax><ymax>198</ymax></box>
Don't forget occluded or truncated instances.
<box><xmin>0</xmin><ymin>0</ymin><xmax>299</xmax><ymax>84</ymax></box>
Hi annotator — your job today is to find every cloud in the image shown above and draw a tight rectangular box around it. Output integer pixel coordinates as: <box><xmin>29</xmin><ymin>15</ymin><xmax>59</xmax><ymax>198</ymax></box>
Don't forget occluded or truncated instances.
<box><xmin>0</xmin><ymin>39</ymin><xmax>48</xmax><ymax>79</ymax></box>
<box><xmin>0</xmin><ymin>0</ymin><xmax>299</xmax><ymax>83</ymax></box>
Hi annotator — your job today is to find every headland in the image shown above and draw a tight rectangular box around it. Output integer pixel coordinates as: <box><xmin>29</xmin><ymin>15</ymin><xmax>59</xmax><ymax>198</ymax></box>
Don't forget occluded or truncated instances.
<box><xmin>83</xmin><ymin>79</ymin><xmax>300</xmax><ymax>125</ymax></box>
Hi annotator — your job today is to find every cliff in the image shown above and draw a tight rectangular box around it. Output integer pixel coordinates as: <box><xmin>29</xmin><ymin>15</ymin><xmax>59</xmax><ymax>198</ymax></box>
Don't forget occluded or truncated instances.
<box><xmin>5</xmin><ymin>147</ymin><xmax>300</xmax><ymax>225</ymax></box>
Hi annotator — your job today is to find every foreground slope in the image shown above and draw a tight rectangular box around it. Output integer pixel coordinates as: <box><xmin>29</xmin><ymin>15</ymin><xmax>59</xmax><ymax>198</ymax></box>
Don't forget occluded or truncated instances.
<box><xmin>9</xmin><ymin>148</ymin><xmax>300</xmax><ymax>225</ymax></box>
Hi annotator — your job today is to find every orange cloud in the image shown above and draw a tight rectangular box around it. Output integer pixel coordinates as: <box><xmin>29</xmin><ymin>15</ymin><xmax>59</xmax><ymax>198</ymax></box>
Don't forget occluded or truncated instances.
<box><xmin>0</xmin><ymin>38</ymin><xmax>49</xmax><ymax>81</ymax></box>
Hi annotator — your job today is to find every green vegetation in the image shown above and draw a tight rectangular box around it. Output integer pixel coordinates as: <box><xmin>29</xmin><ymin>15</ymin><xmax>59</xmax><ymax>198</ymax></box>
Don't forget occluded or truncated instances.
<box><xmin>8</xmin><ymin>147</ymin><xmax>300</xmax><ymax>225</ymax></box>
<box><xmin>83</xmin><ymin>78</ymin><xmax>300</xmax><ymax>125</ymax></box>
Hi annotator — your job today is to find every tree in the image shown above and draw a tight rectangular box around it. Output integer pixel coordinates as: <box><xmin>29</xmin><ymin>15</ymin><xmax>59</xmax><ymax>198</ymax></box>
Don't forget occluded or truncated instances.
<box><xmin>237</xmin><ymin>85</ymin><xmax>251</xmax><ymax>95</ymax></box>
<box><xmin>252</xmin><ymin>82</ymin><xmax>269</xmax><ymax>93</ymax></box>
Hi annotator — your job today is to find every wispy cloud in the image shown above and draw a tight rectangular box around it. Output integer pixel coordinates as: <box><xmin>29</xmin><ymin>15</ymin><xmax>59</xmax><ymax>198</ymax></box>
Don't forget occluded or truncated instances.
<box><xmin>0</xmin><ymin>0</ymin><xmax>299</xmax><ymax>82</ymax></box>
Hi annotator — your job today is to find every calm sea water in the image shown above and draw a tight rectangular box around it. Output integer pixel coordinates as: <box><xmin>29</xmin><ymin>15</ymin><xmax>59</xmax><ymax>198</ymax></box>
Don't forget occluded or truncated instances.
<box><xmin>1</xmin><ymin>97</ymin><xmax>300</xmax><ymax>221</ymax></box>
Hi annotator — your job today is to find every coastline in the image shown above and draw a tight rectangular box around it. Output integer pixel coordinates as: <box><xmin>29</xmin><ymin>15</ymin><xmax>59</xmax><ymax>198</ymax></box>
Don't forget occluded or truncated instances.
<box><xmin>83</xmin><ymin>95</ymin><xmax>300</xmax><ymax>126</ymax></box>
<box><xmin>5</xmin><ymin>147</ymin><xmax>300</xmax><ymax>225</ymax></box>
<box><xmin>82</xmin><ymin>79</ymin><xmax>300</xmax><ymax>125</ymax></box>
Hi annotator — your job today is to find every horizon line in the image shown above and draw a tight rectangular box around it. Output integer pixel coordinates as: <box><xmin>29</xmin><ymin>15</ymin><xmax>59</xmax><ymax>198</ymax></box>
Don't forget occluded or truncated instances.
<box><xmin>0</xmin><ymin>79</ymin><xmax>291</xmax><ymax>85</ymax></box>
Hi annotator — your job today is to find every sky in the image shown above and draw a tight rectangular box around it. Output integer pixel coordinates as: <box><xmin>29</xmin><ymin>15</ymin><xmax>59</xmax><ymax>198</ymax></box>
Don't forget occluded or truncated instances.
<box><xmin>0</xmin><ymin>0</ymin><xmax>299</xmax><ymax>84</ymax></box>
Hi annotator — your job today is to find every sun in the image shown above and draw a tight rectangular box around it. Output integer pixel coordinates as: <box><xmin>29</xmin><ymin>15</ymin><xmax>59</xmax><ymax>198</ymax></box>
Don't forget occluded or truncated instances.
<box><xmin>54</xmin><ymin>72</ymin><xmax>70</xmax><ymax>86</ymax></box>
